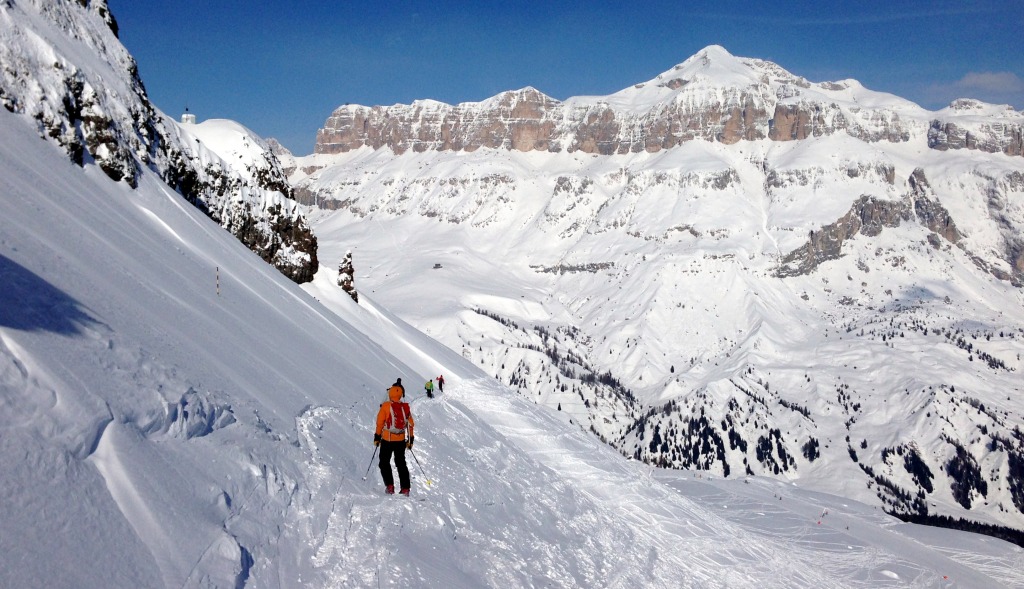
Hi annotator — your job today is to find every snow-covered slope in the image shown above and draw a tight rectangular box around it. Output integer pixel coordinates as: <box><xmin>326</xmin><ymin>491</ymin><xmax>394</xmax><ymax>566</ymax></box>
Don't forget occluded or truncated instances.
<box><xmin>300</xmin><ymin>47</ymin><xmax>1024</xmax><ymax>539</ymax></box>
<box><xmin>9</xmin><ymin>100</ymin><xmax>1024</xmax><ymax>589</ymax></box>
<box><xmin>8</xmin><ymin>75</ymin><xmax>1024</xmax><ymax>589</ymax></box>
<box><xmin>3</xmin><ymin>5</ymin><xmax>1024</xmax><ymax>585</ymax></box>
<box><xmin>0</xmin><ymin>0</ymin><xmax>317</xmax><ymax>282</ymax></box>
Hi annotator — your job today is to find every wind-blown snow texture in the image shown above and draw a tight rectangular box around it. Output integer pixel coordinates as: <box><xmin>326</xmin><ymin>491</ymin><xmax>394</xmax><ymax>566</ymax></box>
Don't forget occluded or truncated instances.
<box><xmin>3</xmin><ymin>2</ymin><xmax>1024</xmax><ymax>587</ymax></box>
<box><xmin>298</xmin><ymin>46</ymin><xmax>1024</xmax><ymax>541</ymax></box>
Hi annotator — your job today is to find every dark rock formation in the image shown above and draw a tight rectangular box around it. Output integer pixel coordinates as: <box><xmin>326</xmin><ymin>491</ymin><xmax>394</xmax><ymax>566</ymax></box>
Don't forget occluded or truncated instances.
<box><xmin>777</xmin><ymin>169</ymin><xmax>968</xmax><ymax>278</ymax></box>
<box><xmin>777</xmin><ymin>195</ymin><xmax>911</xmax><ymax>277</ymax></box>
<box><xmin>337</xmin><ymin>250</ymin><xmax>358</xmax><ymax>303</ymax></box>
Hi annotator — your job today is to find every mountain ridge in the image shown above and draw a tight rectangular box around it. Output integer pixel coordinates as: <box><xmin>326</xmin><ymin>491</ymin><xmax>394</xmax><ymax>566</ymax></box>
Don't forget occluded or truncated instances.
<box><xmin>298</xmin><ymin>45</ymin><xmax>1024</xmax><ymax>537</ymax></box>
<box><xmin>4</xmin><ymin>5</ymin><xmax>1024</xmax><ymax>586</ymax></box>
<box><xmin>312</xmin><ymin>45</ymin><xmax>1022</xmax><ymax>159</ymax></box>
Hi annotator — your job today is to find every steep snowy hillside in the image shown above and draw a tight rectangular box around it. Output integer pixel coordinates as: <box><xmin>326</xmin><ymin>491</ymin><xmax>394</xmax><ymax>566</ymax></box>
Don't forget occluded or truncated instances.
<box><xmin>300</xmin><ymin>48</ymin><xmax>1024</xmax><ymax>540</ymax></box>
<box><xmin>10</xmin><ymin>101</ymin><xmax>1024</xmax><ymax>589</ymax></box>
<box><xmin>0</xmin><ymin>0</ymin><xmax>317</xmax><ymax>281</ymax></box>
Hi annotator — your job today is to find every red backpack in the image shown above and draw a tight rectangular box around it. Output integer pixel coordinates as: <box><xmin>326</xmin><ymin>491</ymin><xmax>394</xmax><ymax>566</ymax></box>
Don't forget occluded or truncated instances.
<box><xmin>385</xmin><ymin>401</ymin><xmax>410</xmax><ymax>434</ymax></box>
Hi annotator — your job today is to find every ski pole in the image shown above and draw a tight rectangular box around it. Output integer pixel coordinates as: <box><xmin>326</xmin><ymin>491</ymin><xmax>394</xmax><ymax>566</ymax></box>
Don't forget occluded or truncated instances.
<box><xmin>362</xmin><ymin>445</ymin><xmax>379</xmax><ymax>480</ymax></box>
<box><xmin>409</xmin><ymin>448</ymin><xmax>432</xmax><ymax>486</ymax></box>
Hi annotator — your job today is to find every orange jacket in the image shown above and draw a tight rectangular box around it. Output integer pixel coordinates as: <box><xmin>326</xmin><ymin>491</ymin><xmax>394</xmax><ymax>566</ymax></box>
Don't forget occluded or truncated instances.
<box><xmin>376</xmin><ymin>385</ymin><xmax>414</xmax><ymax>442</ymax></box>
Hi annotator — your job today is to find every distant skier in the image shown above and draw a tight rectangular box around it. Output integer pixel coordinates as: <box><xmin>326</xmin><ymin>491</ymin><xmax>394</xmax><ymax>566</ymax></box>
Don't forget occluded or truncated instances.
<box><xmin>437</xmin><ymin>374</ymin><xmax>445</xmax><ymax>393</ymax></box>
<box><xmin>374</xmin><ymin>383</ymin><xmax>414</xmax><ymax>495</ymax></box>
<box><xmin>425</xmin><ymin>379</ymin><xmax>434</xmax><ymax>398</ymax></box>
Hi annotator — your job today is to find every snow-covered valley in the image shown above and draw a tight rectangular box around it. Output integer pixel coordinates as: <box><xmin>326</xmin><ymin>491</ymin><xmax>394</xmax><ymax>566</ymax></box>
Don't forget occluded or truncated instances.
<box><xmin>8</xmin><ymin>102</ymin><xmax>1024</xmax><ymax>586</ymax></box>
<box><xmin>2</xmin><ymin>2</ymin><xmax>1024</xmax><ymax>587</ymax></box>
<box><xmin>295</xmin><ymin>48</ymin><xmax>1024</xmax><ymax>540</ymax></box>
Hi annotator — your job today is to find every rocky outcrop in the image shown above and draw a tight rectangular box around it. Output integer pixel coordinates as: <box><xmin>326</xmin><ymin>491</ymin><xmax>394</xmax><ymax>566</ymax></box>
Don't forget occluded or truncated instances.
<box><xmin>928</xmin><ymin>119</ymin><xmax>1024</xmax><ymax>157</ymax></box>
<box><xmin>265</xmin><ymin>138</ymin><xmax>295</xmax><ymax>175</ymax></box>
<box><xmin>769</xmin><ymin>102</ymin><xmax>911</xmax><ymax>143</ymax></box>
<box><xmin>337</xmin><ymin>250</ymin><xmax>358</xmax><ymax>303</ymax></box>
<box><xmin>776</xmin><ymin>169</ymin><xmax>965</xmax><ymax>278</ymax></box>
<box><xmin>768</xmin><ymin>103</ymin><xmax>831</xmax><ymax>141</ymax></box>
<box><xmin>0</xmin><ymin>0</ymin><xmax>318</xmax><ymax>283</ymax></box>
<box><xmin>31</xmin><ymin>63</ymin><xmax>141</xmax><ymax>185</ymax></box>
<box><xmin>908</xmin><ymin>169</ymin><xmax>961</xmax><ymax>244</ymax></box>
<box><xmin>776</xmin><ymin>195</ymin><xmax>911</xmax><ymax>277</ymax></box>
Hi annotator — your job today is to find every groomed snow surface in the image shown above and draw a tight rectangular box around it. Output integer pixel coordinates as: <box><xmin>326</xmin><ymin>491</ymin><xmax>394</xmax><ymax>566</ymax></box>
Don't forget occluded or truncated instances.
<box><xmin>2</xmin><ymin>107</ymin><xmax>1023</xmax><ymax>588</ymax></box>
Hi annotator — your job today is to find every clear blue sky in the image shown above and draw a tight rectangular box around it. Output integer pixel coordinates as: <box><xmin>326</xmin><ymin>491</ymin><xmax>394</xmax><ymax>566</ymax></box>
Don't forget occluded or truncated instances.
<box><xmin>108</xmin><ymin>1</ymin><xmax>1024</xmax><ymax>155</ymax></box>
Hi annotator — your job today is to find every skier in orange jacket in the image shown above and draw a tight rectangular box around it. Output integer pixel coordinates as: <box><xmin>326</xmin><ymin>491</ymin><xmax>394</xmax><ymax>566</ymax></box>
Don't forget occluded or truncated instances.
<box><xmin>374</xmin><ymin>383</ymin><xmax>415</xmax><ymax>495</ymax></box>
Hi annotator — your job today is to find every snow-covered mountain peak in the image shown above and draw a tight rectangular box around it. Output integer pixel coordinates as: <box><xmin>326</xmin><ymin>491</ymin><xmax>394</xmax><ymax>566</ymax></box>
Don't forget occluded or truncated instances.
<box><xmin>300</xmin><ymin>45</ymin><xmax>1024</xmax><ymax>548</ymax></box>
<box><xmin>499</xmin><ymin>85</ymin><xmax>558</xmax><ymax>102</ymax></box>
<box><xmin>179</xmin><ymin>118</ymin><xmax>289</xmax><ymax>186</ymax></box>
<box><xmin>580</xmin><ymin>45</ymin><xmax>774</xmax><ymax>112</ymax></box>
<box><xmin>6</xmin><ymin>4</ymin><xmax>1024</xmax><ymax>587</ymax></box>
<box><xmin>666</xmin><ymin>44</ymin><xmax>764</xmax><ymax>85</ymax></box>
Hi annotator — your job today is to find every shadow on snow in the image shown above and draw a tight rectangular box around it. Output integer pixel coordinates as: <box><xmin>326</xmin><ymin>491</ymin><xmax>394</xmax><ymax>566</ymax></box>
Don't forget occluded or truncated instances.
<box><xmin>0</xmin><ymin>253</ymin><xmax>98</xmax><ymax>335</ymax></box>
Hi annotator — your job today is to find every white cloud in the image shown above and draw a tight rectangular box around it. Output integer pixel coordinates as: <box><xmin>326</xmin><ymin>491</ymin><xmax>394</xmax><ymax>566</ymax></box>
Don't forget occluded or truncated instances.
<box><xmin>925</xmin><ymin>71</ymin><xmax>1024</xmax><ymax>109</ymax></box>
<box><xmin>954</xmin><ymin>71</ymin><xmax>1024</xmax><ymax>94</ymax></box>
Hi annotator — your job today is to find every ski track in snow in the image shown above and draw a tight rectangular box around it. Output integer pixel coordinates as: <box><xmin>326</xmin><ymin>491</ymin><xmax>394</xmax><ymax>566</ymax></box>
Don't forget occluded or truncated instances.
<box><xmin>451</xmin><ymin>378</ymin><xmax>865</xmax><ymax>588</ymax></box>
<box><xmin>287</xmin><ymin>378</ymin><xmax>1024</xmax><ymax>588</ymax></box>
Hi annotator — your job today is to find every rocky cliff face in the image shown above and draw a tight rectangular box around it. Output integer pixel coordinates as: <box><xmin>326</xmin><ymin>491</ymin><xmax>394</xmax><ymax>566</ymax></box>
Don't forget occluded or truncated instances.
<box><xmin>928</xmin><ymin>120</ymin><xmax>1024</xmax><ymax>157</ymax></box>
<box><xmin>314</xmin><ymin>46</ymin><xmax>1022</xmax><ymax>158</ymax></box>
<box><xmin>315</xmin><ymin>85</ymin><xmax>777</xmax><ymax>155</ymax></box>
<box><xmin>776</xmin><ymin>169</ymin><xmax>979</xmax><ymax>280</ymax></box>
<box><xmin>316</xmin><ymin>88</ymin><xmax>564</xmax><ymax>154</ymax></box>
<box><xmin>0</xmin><ymin>0</ymin><xmax>317</xmax><ymax>283</ymax></box>
<box><xmin>768</xmin><ymin>100</ymin><xmax>912</xmax><ymax>144</ymax></box>
<box><xmin>927</xmin><ymin>99</ymin><xmax>1024</xmax><ymax>157</ymax></box>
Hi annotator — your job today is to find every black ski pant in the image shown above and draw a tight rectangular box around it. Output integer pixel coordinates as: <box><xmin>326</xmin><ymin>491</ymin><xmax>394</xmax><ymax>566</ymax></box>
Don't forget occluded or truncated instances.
<box><xmin>379</xmin><ymin>440</ymin><xmax>410</xmax><ymax>490</ymax></box>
